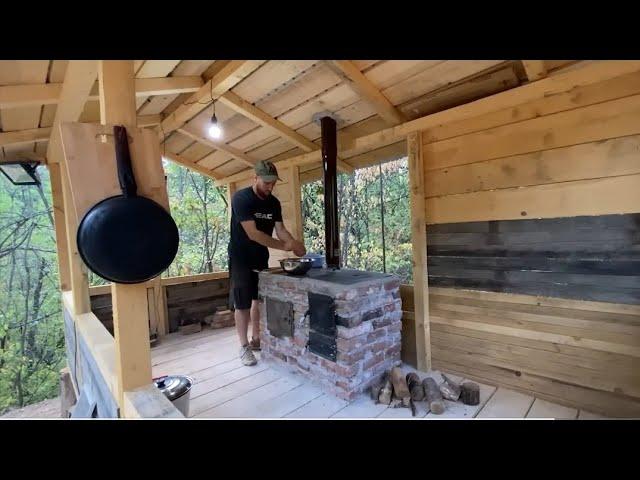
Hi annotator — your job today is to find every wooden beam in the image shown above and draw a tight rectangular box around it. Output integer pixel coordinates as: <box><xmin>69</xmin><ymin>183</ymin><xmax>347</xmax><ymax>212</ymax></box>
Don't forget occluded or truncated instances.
<box><xmin>408</xmin><ymin>132</ymin><xmax>431</xmax><ymax>372</ymax></box>
<box><xmin>46</xmin><ymin>60</ymin><xmax>99</xmax><ymax>166</ymax></box>
<box><xmin>99</xmin><ymin>61</ymin><xmax>137</xmax><ymax>127</ymax></box>
<box><xmin>218</xmin><ymin>90</ymin><xmax>319</xmax><ymax>152</ymax></box>
<box><xmin>264</xmin><ymin>60</ymin><xmax>640</xmax><ymax>173</ymax></box>
<box><xmin>0</xmin><ymin>127</ymin><xmax>51</xmax><ymax>147</ymax></box>
<box><xmin>177</xmin><ymin>127</ymin><xmax>257</xmax><ymax>167</ymax></box>
<box><xmin>157</xmin><ymin>60</ymin><xmax>265</xmax><ymax>142</ymax></box>
<box><xmin>98</xmin><ymin>60</ymin><xmax>152</xmax><ymax>415</ymax></box>
<box><xmin>136</xmin><ymin>114</ymin><xmax>162</xmax><ymax>127</ymax></box>
<box><xmin>226</xmin><ymin>182</ymin><xmax>236</xmax><ymax>224</ymax></box>
<box><xmin>0</xmin><ymin>77</ymin><xmax>203</xmax><ymax>109</ymax></box>
<box><xmin>290</xmin><ymin>166</ymin><xmax>303</xmax><ymax>241</ymax></box>
<box><xmin>0</xmin><ymin>83</ymin><xmax>61</xmax><ymax>108</ymax></box>
<box><xmin>329</xmin><ymin>60</ymin><xmax>407</xmax><ymax>126</ymax></box>
<box><xmin>522</xmin><ymin>60</ymin><xmax>548</xmax><ymax>81</ymax></box>
<box><xmin>48</xmin><ymin>162</ymin><xmax>71</xmax><ymax>291</ymax></box>
<box><xmin>218</xmin><ymin>92</ymin><xmax>355</xmax><ymax>173</ymax></box>
<box><xmin>162</xmin><ymin>150</ymin><xmax>222</xmax><ymax>180</ymax></box>
<box><xmin>47</xmin><ymin>60</ymin><xmax>98</xmax><ymax>320</ymax></box>
<box><xmin>213</xmin><ymin>60</ymin><xmax>640</xmax><ymax>187</ymax></box>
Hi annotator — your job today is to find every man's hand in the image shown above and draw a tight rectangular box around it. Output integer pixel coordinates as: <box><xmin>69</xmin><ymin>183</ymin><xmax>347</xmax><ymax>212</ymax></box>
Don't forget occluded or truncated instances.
<box><xmin>292</xmin><ymin>240</ymin><xmax>306</xmax><ymax>257</ymax></box>
<box><xmin>283</xmin><ymin>239</ymin><xmax>295</xmax><ymax>252</ymax></box>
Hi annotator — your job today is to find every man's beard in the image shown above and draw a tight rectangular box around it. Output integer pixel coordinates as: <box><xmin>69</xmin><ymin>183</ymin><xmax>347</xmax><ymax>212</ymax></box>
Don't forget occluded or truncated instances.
<box><xmin>256</xmin><ymin>185</ymin><xmax>271</xmax><ymax>199</ymax></box>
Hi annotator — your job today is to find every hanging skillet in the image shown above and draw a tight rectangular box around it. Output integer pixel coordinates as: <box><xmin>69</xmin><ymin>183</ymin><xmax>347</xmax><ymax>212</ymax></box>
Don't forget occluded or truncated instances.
<box><xmin>76</xmin><ymin>125</ymin><xmax>179</xmax><ymax>284</ymax></box>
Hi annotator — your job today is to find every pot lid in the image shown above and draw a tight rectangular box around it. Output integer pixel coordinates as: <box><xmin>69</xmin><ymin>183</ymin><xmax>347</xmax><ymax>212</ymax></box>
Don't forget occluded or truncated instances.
<box><xmin>154</xmin><ymin>375</ymin><xmax>193</xmax><ymax>401</ymax></box>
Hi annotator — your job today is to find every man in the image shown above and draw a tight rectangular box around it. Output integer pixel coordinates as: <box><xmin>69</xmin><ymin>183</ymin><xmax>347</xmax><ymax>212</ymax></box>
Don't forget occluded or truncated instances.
<box><xmin>228</xmin><ymin>160</ymin><xmax>306</xmax><ymax>366</ymax></box>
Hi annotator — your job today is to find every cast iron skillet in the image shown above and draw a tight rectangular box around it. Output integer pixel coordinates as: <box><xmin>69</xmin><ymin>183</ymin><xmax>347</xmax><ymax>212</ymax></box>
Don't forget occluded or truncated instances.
<box><xmin>76</xmin><ymin>125</ymin><xmax>179</xmax><ymax>284</ymax></box>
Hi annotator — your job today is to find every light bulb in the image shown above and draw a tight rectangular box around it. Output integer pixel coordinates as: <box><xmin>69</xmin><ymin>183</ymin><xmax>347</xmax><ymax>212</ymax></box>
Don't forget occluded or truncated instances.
<box><xmin>208</xmin><ymin>113</ymin><xmax>222</xmax><ymax>139</ymax></box>
<box><xmin>208</xmin><ymin>123</ymin><xmax>222</xmax><ymax>139</ymax></box>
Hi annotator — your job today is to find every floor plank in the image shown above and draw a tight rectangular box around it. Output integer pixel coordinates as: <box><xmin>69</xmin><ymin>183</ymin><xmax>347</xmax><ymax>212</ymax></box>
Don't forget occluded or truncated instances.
<box><xmin>476</xmin><ymin>388</ymin><xmax>535</xmax><ymax>418</ymax></box>
<box><xmin>250</xmin><ymin>382</ymin><xmax>325</xmax><ymax>418</ymax></box>
<box><xmin>152</xmin><ymin>342</ymin><xmax>242</xmax><ymax>377</ymax></box>
<box><xmin>190</xmin><ymin>363</ymin><xmax>270</xmax><ymax>399</ymax></box>
<box><xmin>526</xmin><ymin>398</ymin><xmax>579</xmax><ymax>419</ymax></box>
<box><xmin>190</xmin><ymin>368</ymin><xmax>282</xmax><ymax>417</ymax></box>
<box><xmin>198</xmin><ymin>375</ymin><xmax>306</xmax><ymax>418</ymax></box>
<box><xmin>152</xmin><ymin>332</ymin><xmax>236</xmax><ymax>365</ymax></box>
<box><xmin>330</xmin><ymin>395</ymin><xmax>389</xmax><ymax>418</ymax></box>
<box><xmin>578</xmin><ymin>410</ymin><xmax>609</xmax><ymax>419</ymax></box>
<box><xmin>284</xmin><ymin>393</ymin><xmax>350</xmax><ymax>418</ymax></box>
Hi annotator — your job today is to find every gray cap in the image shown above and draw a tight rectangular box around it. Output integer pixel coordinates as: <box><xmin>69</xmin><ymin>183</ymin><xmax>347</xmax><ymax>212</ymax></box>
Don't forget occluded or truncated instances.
<box><xmin>255</xmin><ymin>160</ymin><xmax>281</xmax><ymax>182</ymax></box>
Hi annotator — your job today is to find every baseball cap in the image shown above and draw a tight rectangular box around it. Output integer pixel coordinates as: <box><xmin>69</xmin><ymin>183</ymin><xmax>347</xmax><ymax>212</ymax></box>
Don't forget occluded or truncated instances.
<box><xmin>255</xmin><ymin>160</ymin><xmax>282</xmax><ymax>182</ymax></box>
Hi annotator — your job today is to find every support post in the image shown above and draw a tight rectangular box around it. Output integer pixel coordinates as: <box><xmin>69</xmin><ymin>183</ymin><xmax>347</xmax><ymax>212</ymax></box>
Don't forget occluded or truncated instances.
<box><xmin>408</xmin><ymin>132</ymin><xmax>431</xmax><ymax>371</ymax></box>
<box><xmin>290</xmin><ymin>166</ymin><xmax>303</xmax><ymax>242</ymax></box>
<box><xmin>98</xmin><ymin>60</ymin><xmax>152</xmax><ymax>414</ymax></box>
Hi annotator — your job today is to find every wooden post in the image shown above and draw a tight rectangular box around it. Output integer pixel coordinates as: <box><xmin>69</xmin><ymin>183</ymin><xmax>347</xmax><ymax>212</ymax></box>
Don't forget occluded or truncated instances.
<box><xmin>408</xmin><ymin>131</ymin><xmax>431</xmax><ymax>371</ymax></box>
<box><xmin>290</xmin><ymin>166</ymin><xmax>304</xmax><ymax>242</ymax></box>
<box><xmin>98</xmin><ymin>60</ymin><xmax>152</xmax><ymax>414</ymax></box>
<box><xmin>226</xmin><ymin>182</ymin><xmax>237</xmax><ymax>224</ymax></box>
<box><xmin>48</xmin><ymin>162</ymin><xmax>71</xmax><ymax>291</ymax></box>
<box><xmin>61</xmin><ymin>163</ymin><xmax>91</xmax><ymax>314</ymax></box>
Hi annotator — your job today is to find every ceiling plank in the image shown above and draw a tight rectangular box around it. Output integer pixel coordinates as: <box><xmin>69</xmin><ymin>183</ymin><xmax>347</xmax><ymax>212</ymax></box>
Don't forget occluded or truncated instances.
<box><xmin>46</xmin><ymin>60</ymin><xmax>100</xmax><ymax>164</ymax></box>
<box><xmin>157</xmin><ymin>60</ymin><xmax>265</xmax><ymax>142</ymax></box>
<box><xmin>328</xmin><ymin>60</ymin><xmax>407</xmax><ymax>125</ymax></box>
<box><xmin>177</xmin><ymin>127</ymin><xmax>257</xmax><ymax>167</ymax></box>
<box><xmin>0</xmin><ymin>76</ymin><xmax>204</xmax><ymax>109</ymax></box>
<box><xmin>162</xmin><ymin>150</ymin><xmax>221</xmax><ymax>180</ymax></box>
<box><xmin>214</xmin><ymin>60</ymin><xmax>640</xmax><ymax>185</ymax></box>
<box><xmin>522</xmin><ymin>60</ymin><xmax>548</xmax><ymax>81</ymax></box>
<box><xmin>0</xmin><ymin>127</ymin><xmax>51</xmax><ymax>147</ymax></box>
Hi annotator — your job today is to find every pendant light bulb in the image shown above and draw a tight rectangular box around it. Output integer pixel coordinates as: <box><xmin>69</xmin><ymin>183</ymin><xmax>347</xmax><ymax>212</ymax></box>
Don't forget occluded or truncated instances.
<box><xmin>208</xmin><ymin>113</ymin><xmax>222</xmax><ymax>139</ymax></box>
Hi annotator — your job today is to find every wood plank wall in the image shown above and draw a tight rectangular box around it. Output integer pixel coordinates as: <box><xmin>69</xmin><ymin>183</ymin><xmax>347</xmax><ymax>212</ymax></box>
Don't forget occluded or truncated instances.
<box><xmin>411</xmin><ymin>67</ymin><xmax>640</xmax><ymax>417</ymax></box>
<box><xmin>427</xmin><ymin>214</ymin><xmax>640</xmax><ymax>304</ymax></box>
<box><xmin>90</xmin><ymin>277</ymin><xmax>230</xmax><ymax>334</ymax></box>
<box><xmin>400</xmin><ymin>286</ymin><xmax>640</xmax><ymax>417</ymax></box>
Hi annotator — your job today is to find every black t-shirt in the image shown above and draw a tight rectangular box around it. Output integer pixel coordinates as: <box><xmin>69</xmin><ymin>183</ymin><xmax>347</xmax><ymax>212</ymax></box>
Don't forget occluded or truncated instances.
<box><xmin>228</xmin><ymin>186</ymin><xmax>282</xmax><ymax>270</ymax></box>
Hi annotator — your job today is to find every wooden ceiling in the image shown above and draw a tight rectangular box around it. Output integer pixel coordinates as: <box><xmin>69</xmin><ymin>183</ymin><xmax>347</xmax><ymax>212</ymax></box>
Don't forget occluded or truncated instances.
<box><xmin>0</xmin><ymin>59</ymin><xmax>579</xmax><ymax>183</ymax></box>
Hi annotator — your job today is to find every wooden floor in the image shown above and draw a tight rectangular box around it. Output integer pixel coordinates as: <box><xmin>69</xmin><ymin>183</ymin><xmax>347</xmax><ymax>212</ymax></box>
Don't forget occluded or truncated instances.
<box><xmin>151</xmin><ymin>327</ymin><xmax>607</xmax><ymax>419</ymax></box>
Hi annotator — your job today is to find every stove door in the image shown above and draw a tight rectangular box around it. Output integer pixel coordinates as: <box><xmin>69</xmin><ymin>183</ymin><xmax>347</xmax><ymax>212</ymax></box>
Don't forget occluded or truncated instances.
<box><xmin>308</xmin><ymin>292</ymin><xmax>337</xmax><ymax>361</ymax></box>
<box><xmin>265</xmin><ymin>296</ymin><xmax>294</xmax><ymax>338</ymax></box>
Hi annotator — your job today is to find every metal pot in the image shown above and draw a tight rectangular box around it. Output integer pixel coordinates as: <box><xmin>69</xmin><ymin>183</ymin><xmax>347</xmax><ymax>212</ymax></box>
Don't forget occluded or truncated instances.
<box><xmin>280</xmin><ymin>257</ymin><xmax>313</xmax><ymax>276</ymax></box>
<box><xmin>153</xmin><ymin>375</ymin><xmax>193</xmax><ymax>417</ymax></box>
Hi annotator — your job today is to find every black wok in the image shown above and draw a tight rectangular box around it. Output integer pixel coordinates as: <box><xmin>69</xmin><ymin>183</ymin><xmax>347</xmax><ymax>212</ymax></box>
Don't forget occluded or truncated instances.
<box><xmin>76</xmin><ymin>125</ymin><xmax>179</xmax><ymax>284</ymax></box>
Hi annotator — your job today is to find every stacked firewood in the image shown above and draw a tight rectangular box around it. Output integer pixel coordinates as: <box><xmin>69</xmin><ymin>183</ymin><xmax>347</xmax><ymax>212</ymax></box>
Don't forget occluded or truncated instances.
<box><xmin>370</xmin><ymin>367</ymin><xmax>480</xmax><ymax>416</ymax></box>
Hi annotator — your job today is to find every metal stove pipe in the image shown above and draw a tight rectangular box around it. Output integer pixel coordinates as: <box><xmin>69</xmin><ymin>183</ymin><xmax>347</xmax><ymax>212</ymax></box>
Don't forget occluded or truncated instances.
<box><xmin>320</xmin><ymin>116</ymin><xmax>340</xmax><ymax>269</ymax></box>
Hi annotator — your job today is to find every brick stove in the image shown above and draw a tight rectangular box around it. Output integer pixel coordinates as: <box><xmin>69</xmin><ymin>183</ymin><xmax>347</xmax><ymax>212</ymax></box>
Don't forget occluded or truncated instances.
<box><xmin>255</xmin><ymin>114</ymin><xmax>402</xmax><ymax>401</ymax></box>
<box><xmin>258</xmin><ymin>268</ymin><xmax>402</xmax><ymax>401</ymax></box>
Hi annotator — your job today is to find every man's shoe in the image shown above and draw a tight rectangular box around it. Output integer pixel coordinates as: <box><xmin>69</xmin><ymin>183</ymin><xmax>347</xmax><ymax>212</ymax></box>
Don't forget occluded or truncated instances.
<box><xmin>249</xmin><ymin>337</ymin><xmax>261</xmax><ymax>351</ymax></box>
<box><xmin>240</xmin><ymin>345</ymin><xmax>257</xmax><ymax>366</ymax></box>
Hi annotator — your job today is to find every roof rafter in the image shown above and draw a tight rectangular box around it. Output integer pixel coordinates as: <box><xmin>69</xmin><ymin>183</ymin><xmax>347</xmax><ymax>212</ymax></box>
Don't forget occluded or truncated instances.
<box><xmin>328</xmin><ymin>60</ymin><xmax>407</xmax><ymax>126</ymax></box>
<box><xmin>156</xmin><ymin>60</ymin><xmax>265</xmax><ymax>142</ymax></box>
<box><xmin>217</xmin><ymin>90</ymin><xmax>354</xmax><ymax>174</ymax></box>
<box><xmin>522</xmin><ymin>60</ymin><xmax>548</xmax><ymax>81</ymax></box>
<box><xmin>177</xmin><ymin>127</ymin><xmax>257</xmax><ymax>168</ymax></box>
<box><xmin>213</xmin><ymin>60</ymin><xmax>640</xmax><ymax>186</ymax></box>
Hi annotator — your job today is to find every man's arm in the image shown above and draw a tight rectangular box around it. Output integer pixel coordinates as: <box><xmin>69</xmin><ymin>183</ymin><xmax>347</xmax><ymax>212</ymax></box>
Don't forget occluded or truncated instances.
<box><xmin>275</xmin><ymin>222</ymin><xmax>306</xmax><ymax>256</ymax></box>
<box><xmin>241</xmin><ymin>220</ymin><xmax>294</xmax><ymax>251</ymax></box>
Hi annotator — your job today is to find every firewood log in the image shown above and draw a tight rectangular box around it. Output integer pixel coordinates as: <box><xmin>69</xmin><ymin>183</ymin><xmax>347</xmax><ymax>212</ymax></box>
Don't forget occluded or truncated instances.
<box><xmin>423</xmin><ymin>377</ymin><xmax>445</xmax><ymax>415</ymax></box>
<box><xmin>439</xmin><ymin>374</ymin><xmax>461</xmax><ymax>401</ymax></box>
<box><xmin>406</xmin><ymin>372</ymin><xmax>425</xmax><ymax>401</ymax></box>
<box><xmin>390</xmin><ymin>367</ymin><xmax>411</xmax><ymax>402</ymax></box>
<box><xmin>461</xmin><ymin>382</ymin><xmax>480</xmax><ymax>406</ymax></box>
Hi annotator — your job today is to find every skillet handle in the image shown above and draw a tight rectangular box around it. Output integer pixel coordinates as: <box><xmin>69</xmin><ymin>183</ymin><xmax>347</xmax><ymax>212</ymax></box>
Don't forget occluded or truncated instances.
<box><xmin>114</xmin><ymin>125</ymin><xmax>137</xmax><ymax>197</ymax></box>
